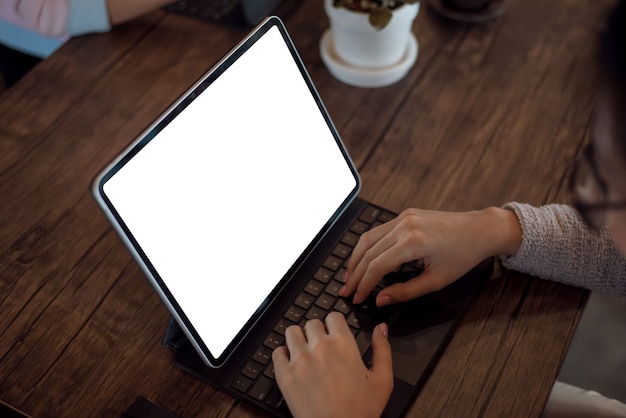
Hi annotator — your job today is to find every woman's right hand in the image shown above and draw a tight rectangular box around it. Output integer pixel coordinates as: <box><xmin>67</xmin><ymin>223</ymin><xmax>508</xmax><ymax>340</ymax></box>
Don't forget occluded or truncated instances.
<box><xmin>340</xmin><ymin>207</ymin><xmax>522</xmax><ymax>306</ymax></box>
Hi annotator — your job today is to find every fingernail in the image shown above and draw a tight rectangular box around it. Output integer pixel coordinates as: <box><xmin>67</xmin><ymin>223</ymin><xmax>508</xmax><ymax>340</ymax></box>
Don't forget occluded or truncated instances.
<box><xmin>353</xmin><ymin>293</ymin><xmax>360</xmax><ymax>304</ymax></box>
<box><xmin>338</xmin><ymin>285</ymin><xmax>346</xmax><ymax>296</ymax></box>
<box><xmin>379</xmin><ymin>323</ymin><xmax>388</xmax><ymax>338</ymax></box>
<box><xmin>377</xmin><ymin>294</ymin><xmax>392</xmax><ymax>307</ymax></box>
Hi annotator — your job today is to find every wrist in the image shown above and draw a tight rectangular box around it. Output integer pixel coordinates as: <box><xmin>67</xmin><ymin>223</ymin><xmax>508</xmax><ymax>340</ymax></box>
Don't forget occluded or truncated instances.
<box><xmin>476</xmin><ymin>207</ymin><xmax>522</xmax><ymax>257</ymax></box>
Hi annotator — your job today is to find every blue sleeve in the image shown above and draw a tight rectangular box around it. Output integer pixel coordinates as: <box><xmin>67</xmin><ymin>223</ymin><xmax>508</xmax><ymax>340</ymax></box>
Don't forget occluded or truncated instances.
<box><xmin>0</xmin><ymin>20</ymin><xmax>63</xmax><ymax>58</ymax></box>
<box><xmin>67</xmin><ymin>0</ymin><xmax>111</xmax><ymax>36</ymax></box>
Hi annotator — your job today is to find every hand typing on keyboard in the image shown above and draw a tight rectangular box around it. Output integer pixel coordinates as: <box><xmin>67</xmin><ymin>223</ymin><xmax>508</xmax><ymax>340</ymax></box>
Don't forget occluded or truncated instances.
<box><xmin>341</xmin><ymin>207</ymin><xmax>520</xmax><ymax>305</ymax></box>
<box><xmin>272</xmin><ymin>312</ymin><xmax>393</xmax><ymax>418</ymax></box>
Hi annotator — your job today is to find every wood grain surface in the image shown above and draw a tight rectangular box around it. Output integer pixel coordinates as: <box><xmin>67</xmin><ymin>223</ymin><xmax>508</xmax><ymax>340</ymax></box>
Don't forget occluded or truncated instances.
<box><xmin>0</xmin><ymin>0</ymin><xmax>614</xmax><ymax>416</ymax></box>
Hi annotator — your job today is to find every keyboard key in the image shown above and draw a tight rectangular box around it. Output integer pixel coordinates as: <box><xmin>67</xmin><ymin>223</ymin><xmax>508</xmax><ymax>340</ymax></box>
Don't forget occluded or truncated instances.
<box><xmin>294</xmin><ymin>292</ymin><xmax>314</xmax><ymax>309</ymax></box>
<box><xmin>264</xmin><ymin>362</ymin><xmax>276</xmax><ymax>379</ymax></box>
<box><xmin>325</xmin><ymin>280</ymin><xmax>342</xmax><ymax>297</ymax></box>
<box><xmin>350</xmin><ymin>220</ymin><xmax>369</xmax><ymax>235</ymax></box>
<box><xmin>355</xmin><ymin>294</ymin><xmax>376</xmax><ymax>313</ymax></box>
<box><xmin>274</xmin><ymin>319</ymin><xmax>292</xmax><ymax>335</ymax></box>
<box><xmin>305</xmin><ymin>306</ymin><xmax>326</xmax><ymax>320</ymax></box>
<box><xmin>323</xmin><ymin>255</ymin><xmax>342</xmax><ymax>271</ymax></box>
<box><xmin>386</xmin><ymin>269</ymin><xmax>417</xmax><ymax>285</ymax></box>
<box><xmin>315</xmin><ymin>294</ymin><xmax>336</xmax><ymax>310</ymax></box>
<box><xmin>232</xmin><ymin>376</ymin><xmax>253</xmax><ymax>393</ymax></box>
<box><xmin>253</xmin><ymin>346</ymin><xmax>272</xmax><ymax>365</ymax></box>
<box><xmin>334</xmin><ymin>267</ymin><xmax>346</xmax><ymax>282</ymax></box>
<box><xmin>314</xmin><ymin>267</ymin><xmax>333</xmax><ymax>283</ymax></box>
<box><xmin>332</xmin><ymin>243</ymin><xmax>352</xmax><ymax>259</ymax></box>
<box><xmin>304</xmin><ymin>280</ymin><xmax>323</xmax><ymax>296</ymax></box>
<box><xmin>242</xmin><ymin>361</ymin><xmax>263</xmax><ymax>380</ymax></box>
<box><xmin>379</xmin><ymin>211</ymin><xmax>396</xmax><ymax>223</ymax></box>
<box><xmin>284</xmin><ymin>306</ymin><xmax>305</xmax><ymax>322</ymax></box>
<box><xmin>401</xmin><ymin>263</ymin><xmax>416</xmax><ymax>273</ymax></box>
<box><xmin>355</xmin><ymin>331</ymin><xmax>371</xmax><ymax>357</ymax></box>
<box><xmin>347</xmin><ymin>312</ymin><xmax>364</xmax><ymax>329</ymax></box>
<box><xmin>413</xmin><ymin>258</ymin><xmax>425</xmax><ymax>271</ymax></box>
<box><xmin>359</xmin><ymin>206</ymin><xmax>381</xmax><ymax>224</ymax></box>
<box><xmin>264</xmin><ymin>386</ymin><xmax>285</xmax><ymax>409</ymax></box>
<box><xmin>333</xmin><ymin>299</ymin><xmax>351</xmax><ymax>315</ymax></box>
<box><xmin>341</xmin><ymin>231</ymin><xmax>359</xmax><ymax>247</ymax></box>
<box><xmin>263</xmin><ymin>332</ymin><xmax>285</xmax><ymax>349</ymax></box>
<box><xmin>248</xmin><ymin>376</ymin><xmax>274</xmax><ymax>402</ymax></box>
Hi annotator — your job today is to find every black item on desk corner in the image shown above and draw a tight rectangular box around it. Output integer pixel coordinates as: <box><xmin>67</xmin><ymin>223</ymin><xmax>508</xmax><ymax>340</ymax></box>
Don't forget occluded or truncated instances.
<box><xmin>164</xmin><ymin>0</ymin><xmax>284</xmax><ymax>28</ymax></box>
<box><xmin>123</xmin><ymin>397</ymin><xmax>182</xmax><ymax>418</ymax></box>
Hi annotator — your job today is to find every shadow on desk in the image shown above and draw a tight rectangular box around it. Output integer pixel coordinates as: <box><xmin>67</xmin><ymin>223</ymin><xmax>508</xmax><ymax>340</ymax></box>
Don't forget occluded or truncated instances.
<box><xmin>0</xmin><ymin>400</ymin><xmax>32</xmax><ymax>418</ymax></box>
<box><xmin>123</xmin><ymin>397</ymin><xmax>182</xmax><ymax>418</ymax></box>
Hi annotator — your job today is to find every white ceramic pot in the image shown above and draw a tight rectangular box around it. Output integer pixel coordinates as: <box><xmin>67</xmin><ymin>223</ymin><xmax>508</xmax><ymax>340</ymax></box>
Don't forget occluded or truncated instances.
<box><xmin>324</xmin><ymin>0</ymin><xmax>419</xmax><ymax>69</ymax></box>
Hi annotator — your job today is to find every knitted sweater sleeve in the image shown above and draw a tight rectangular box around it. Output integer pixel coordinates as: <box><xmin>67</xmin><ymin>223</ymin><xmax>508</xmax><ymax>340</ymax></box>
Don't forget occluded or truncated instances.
<box><xmin>500</xmin><ymin>202</ymin><xmax>626</xmax><ymax>296</ymax></box>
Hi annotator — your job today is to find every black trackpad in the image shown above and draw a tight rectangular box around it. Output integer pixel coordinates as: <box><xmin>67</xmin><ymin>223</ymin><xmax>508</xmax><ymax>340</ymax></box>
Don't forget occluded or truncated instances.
<box><xmin>387</xmin><ymin>297</ymin><xmax>458</xmax><ymax>386</ymax></box>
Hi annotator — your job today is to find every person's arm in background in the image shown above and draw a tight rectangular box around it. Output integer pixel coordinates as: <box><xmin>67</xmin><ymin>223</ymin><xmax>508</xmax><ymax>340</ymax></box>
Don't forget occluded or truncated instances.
<box><xmin>341</xmin><ymin>205</ymin><xmax>523</xmax><ymax>306</ymax></box>
<box><xmin>342</xmin><ymin>203</ymin><xmax>626</xmax><ymax>307</ymax></box>
<box><xmin>3</xmin><ymin>0</ymin><xmax>173</xmax><ymax>39</ymax></box>
<box><xmin>0</xmin><ymin>0</ymin><xmax>174</xmax><ymax>64</ymax></box>
<box><xmin>500</xmin><ymin>203</ymin><xmax>626</xmax><ymax>296</ymax></box>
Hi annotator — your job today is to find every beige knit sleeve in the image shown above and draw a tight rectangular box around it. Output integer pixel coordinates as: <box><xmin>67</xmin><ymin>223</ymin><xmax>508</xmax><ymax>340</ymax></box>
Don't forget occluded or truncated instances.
<box><xmin>499</xmin><ymin>202</ymin><xmax>626</xmax><ymax>296</ymax></box>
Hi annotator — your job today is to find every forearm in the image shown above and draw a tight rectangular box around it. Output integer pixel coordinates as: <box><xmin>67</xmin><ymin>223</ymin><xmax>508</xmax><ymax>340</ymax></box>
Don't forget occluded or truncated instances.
<box><xmin>66</xmin><ymin>0</ymin><xmax>174</xmax><ymax>37</ymax></box>
<box><xmin>2</xmin><ymin>0</ymin><xmax>172</xmax><ymax>40</ymax></box>
<box><xmin>499</xmin><ymin>203</ymin><xmax>626</xmax><ymax>296</ymax></box>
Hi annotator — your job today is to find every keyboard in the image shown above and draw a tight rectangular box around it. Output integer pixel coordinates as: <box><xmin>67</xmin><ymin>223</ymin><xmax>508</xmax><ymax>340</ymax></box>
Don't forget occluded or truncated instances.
<box><xmin>230</xmin><ymin>204</ymin><xmax>424</xmax><ymax>409</ymax></box>
<box><xmin>164</xmin><ymin>0</ymin><xmax>283</xmax><ymax>27</ymax></box>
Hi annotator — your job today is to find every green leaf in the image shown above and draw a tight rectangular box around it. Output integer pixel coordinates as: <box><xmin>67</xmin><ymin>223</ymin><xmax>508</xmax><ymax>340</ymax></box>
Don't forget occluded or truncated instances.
<box><xmin>369</xmin><ymin>9</ymin><xmax>393</xmax><ymax>30</ymax></box>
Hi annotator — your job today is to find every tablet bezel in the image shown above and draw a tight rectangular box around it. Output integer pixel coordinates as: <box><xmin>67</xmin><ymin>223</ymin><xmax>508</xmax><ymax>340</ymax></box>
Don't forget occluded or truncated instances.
<box><xmin>92</xmin><ymin>16</ymin><xmax>361</xmax><ymax>368</ymax></box>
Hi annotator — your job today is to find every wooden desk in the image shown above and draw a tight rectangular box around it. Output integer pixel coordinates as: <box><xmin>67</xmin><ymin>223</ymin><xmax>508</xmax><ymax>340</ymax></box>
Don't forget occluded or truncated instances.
<box><xmin>0</xmin><ymin>0</ymin><xmax>612</xmax><ymax>416</ymax></box>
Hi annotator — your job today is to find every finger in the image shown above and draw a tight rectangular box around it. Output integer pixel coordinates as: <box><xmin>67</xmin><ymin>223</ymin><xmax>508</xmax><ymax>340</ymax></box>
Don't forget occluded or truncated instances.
<box><xmin>284</xmin><ymin>324</ymin><xmax>307</xmax><ymax>356</ymax></box>
<box><xmin>272</xmin><ymin>345</ymin><xmax>290</xmax><ymax>370</ymax></box>
<box><xmin>375</xmin><ymin>269</ymin><xmax>449</xmax><ymax>306</ymax></box>
<box><xmin>346</xmin><ymin>220</ymin><xmax>396</xmax><ymax>276</ymax></box>
<box><xmin>303</xmin><ymin>318</ymin><xmax>326</xmax><ymax>342</ymax></box>
<box><xmin>323</xmin><ymin>311</ymin><xmax>351</xmax><ymax>336</ymax></box>
<box><xmin>352</xmin><ymin>237</ymin><xmax>419</xmax><ymax>304</ymax></box>
<box><xmin>369</xmin><ymin>323</ymin><xmax>393</xmax><ymax>386</ymax></box>
<box><xmin>347</xmin><ymin>207</ymin><xmax>421</xmax><ymax>278</ymax></box>
<box><xmin>342</xmin><ymin>229</ymin><xmax>399</xmax><ymax>300</ymax></box>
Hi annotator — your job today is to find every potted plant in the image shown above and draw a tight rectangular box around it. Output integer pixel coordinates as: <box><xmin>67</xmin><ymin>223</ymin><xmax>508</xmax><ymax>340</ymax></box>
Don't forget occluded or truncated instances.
<box><xmin>321</xmin><ymin>0</ymin><xmax>420</xmax><ymax>87</ymax></box>
<box><xmin>332</xmin><ymin>0</ymin><xmax>420</xmax><ymax>30</ymax></box>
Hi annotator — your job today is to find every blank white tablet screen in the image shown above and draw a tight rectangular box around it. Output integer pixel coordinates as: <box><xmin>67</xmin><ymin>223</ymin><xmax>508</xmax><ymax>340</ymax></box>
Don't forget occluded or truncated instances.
<box><xmin>102</xmin><ymin>26</ymin><xmax>357</xmax><ymax>359</ymax></box>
